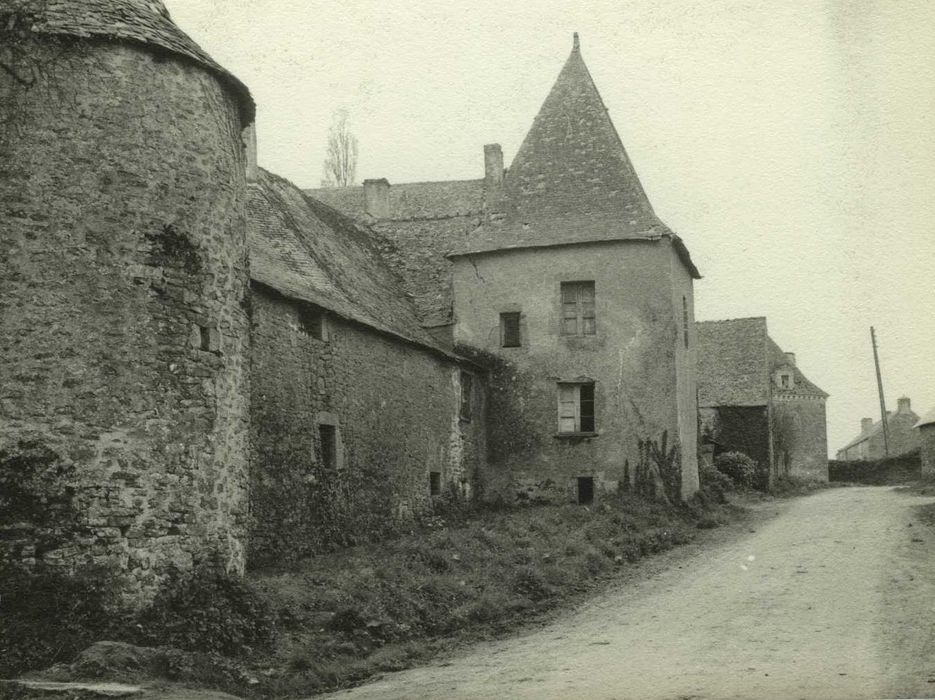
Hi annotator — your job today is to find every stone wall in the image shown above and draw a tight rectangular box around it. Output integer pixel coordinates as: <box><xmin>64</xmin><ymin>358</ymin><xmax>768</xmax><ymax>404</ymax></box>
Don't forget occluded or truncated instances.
<box><xmin>771</xmin><ymin>396</ymin><xmax>828</xmax><ymax>481</ymax></box>
<box><xmin>452</xmin><ymin>239</ymin><xmax>697</xmax><ymax>504</ymax></box>
<box><xmin>0</xmin><ymin>37</ymin><xmax>250</xmax><ymax>602</ymax></box>
<box><xmin>248</xmin><ymin>284</ymin><xmax>485</xmax><ymax>567</ymax></box>
<box><xmin>920</xmin><ymin>426</ymin><xmax>935</xmax><ymax>477</ymax></box>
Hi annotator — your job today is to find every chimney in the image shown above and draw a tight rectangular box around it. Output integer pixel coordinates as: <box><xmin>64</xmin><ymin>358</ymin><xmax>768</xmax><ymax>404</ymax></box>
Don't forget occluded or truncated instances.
<box><xmin>484</xmin><ymin>144</ymin><xmax>504</xmax><ymax>186</ymax></box>
<box><xmin>243</xmin><ymin>124</ymin><xmax>258</xmax><ymax>183</ymax></box>
<box><xmin>897</xmin><ymin>396</ymin><xmax>911</xmax><ymax>413</ymax></box>
<box><xmin>784</xmin><ymin>352</ymin><xmax>796</xmax><ymax>366</ymax></box>
<box><xmin>363</xmin><ymin>178</ymin><xmax>390</xmax><ymax>219</ymax></box>
<box><xmin>861</xmin><ymin>417</ymin><xmax>873</xmax><ymax>434</ymax></box>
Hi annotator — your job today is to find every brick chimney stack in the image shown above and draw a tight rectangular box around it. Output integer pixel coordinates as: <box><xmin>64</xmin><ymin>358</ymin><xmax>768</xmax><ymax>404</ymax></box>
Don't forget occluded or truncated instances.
<box><xmin>784</xmin><ymin>352</ymin><xmax>796</xmax><ymax>366</ymax></box>
<box><xmin>484</xmin><ymin>144</ymin><xmax>504</xmax><ymax>186</ymax></box>
<box><xmin>861</xmin><ymin>417</ymin><xmax>874</xmax><ymax>433</ymax></box>
<box><xmin>897</xmin><ymin>396</ymin><xmax>911</xmax><ymax>413</ymax></box>
<box><xmin>363</xmin><ymin>178</ymin><xmax>390</xmax><ymax>219</ymax></box>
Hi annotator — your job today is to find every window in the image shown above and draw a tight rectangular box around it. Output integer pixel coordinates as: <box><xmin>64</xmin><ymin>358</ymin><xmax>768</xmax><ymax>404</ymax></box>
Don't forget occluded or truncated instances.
<box><xmin>197</xmin><ymin>325</ymin><xmax>220</xmax><ymax>354</ymax></box>
<box><xmin>561</xmin><ymin>282</ymin><xmax>596</xmax><ymax>336</ymax></box>
<box><xmin>319</xmin><ymin>424</ymin><xmax>336</xmax><ymax>470</ymax></box>
<box><xmin>500</xmin><ymin>312</ymin><xmax>521</xmax><ymax>347</ymax></box>
<box><xmin>682</xmin><ymin>296</ymin><xmax>689</xmax><ymax>348</ymax></box>
<box><xmin>299</xmin><ymin>304</ymin><xmax>326</xmax><ymax>340</ymax></box>
<box><xmin>577</xmin><ymin>477</ymin><xmax>594</xmax><ymax>505</ymax></box>
<box><xmin>557</xmin><ymin>382</ymin><xmax>595</xmax><ymax>434</ymax></box>
<box><xmin>460</xmin><ymin>372</ymin><xmax>473</xmax><ymax>421</ymax></box>
<box><xmin>429</xmin><ymin>471</ymin><xmax>441</xmax><ymax>496</ymax></box>
<box><xmin>779</xmin><ymin>373</ymin><xmax>792</xmax><ymax>389</ymax></box>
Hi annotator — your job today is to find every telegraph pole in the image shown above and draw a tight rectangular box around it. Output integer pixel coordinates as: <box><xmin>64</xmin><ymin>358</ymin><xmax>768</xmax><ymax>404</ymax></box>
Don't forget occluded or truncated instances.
<box><xmin>871</xmin><ymin>326</ymin><xmax>890</xmax><ymax>456</ymax></box>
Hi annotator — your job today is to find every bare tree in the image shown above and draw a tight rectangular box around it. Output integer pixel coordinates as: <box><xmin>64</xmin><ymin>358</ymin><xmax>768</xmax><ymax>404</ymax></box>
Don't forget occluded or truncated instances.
<box><xmin>321</xmin><ymin>108</ymin><xmax>358</xmax><ymax>187</ymax></box>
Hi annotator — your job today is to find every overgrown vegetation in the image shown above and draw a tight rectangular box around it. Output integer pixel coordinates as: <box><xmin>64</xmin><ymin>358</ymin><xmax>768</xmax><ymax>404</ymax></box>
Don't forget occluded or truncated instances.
<box><xmin>2</xmin><ymin>492</ymin><xmax>740</xmax><ymax>697</ymax></box>
<box><xmin>714</xmin><ymin>451</ymin><xmax>757</xmax><ymax>489</ymax></box>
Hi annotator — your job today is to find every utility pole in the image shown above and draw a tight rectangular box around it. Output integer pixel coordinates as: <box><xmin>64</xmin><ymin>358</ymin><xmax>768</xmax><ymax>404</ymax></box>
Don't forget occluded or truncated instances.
<box><xmin>871</xmin><ymin>326</ymin><xmax>890</xmax><ymax>456</ymax></box>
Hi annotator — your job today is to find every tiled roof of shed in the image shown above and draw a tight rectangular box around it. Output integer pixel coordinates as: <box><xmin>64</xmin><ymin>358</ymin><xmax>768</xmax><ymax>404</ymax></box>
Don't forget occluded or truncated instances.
<box><xmin>767</xmin><ymin>339</ymin><xmax>829</xmax><ymax>399</ymax></box>
<box><xmin>697</xmin><ymin>318</ymin><xmax>770</xmax><ymax>407</ymax></box>
<box><xmin>306</xmin><ymin>180</ymin><xmax>485</xmax><ymax>221</ymax></box>
<box><xmin>248</xmin><ymin>169</ymin><xmax>443</xmax><ymax>352</ymax></box>
<box><xmin>12</xmin><ymin>0</ymin><xmax>254</xmax><ymax>123</ymax></box>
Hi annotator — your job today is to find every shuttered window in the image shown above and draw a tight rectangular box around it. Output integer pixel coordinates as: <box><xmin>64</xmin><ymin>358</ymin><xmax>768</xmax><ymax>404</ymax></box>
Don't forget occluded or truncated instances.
<box><xmin>500</xmin><ymin>312</ymin><xmax>521</xmax><ymax>347</ymax></box>
<box><xmin>557</xmin><ymin>382</ymin><xmax>595</xmax><ymax>434</ymax></box>
<box><xmin>561</xmin><ymin>282</ymin><xmax>596</xmax><ymax>336</ymax></box>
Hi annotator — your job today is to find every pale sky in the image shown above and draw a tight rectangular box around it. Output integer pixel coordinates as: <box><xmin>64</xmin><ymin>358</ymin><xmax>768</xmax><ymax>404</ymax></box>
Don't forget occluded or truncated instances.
<box><xmin>166</xmin><ymin>0</ymin><xmax>935</xmax><ymax>457</ymax></box>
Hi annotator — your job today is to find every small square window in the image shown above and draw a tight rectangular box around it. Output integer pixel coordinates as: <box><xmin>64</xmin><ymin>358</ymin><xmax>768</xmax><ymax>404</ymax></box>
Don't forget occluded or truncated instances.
<box><xmin>460</xmin><ymin>372</ymin><xmax>473</xmax><ymax>421</ymax></box>
<box><xmin>299</xmin><ymin>305</ymin><xmax>326</xmax><ymax>340</ymax></box>
<box><xmin>500</xmin><ymin>312</ymin><xmax>521</xmax><ymax>347</ymax></box>
<box><xmin>558</xmin><ymin>382</ymin><xmax>595</xmax><ymax>434</ymax></box>
<box><xmin>560</xmin><ymin>282</ymin><xmax>596</xmax><ymax>336</ymax></box>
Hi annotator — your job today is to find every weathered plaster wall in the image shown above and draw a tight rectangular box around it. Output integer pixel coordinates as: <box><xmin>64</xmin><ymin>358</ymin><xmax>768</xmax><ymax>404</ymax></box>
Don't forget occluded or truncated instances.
<box><xmin>248</xmin><ymin>284</ymin><xmax>485</xmax><ymax>567</ymax></box>
<box><xmin>771</xmin><ymin>397</ymin><xmax>828</xmax><ymax>481</ymax></box>
<box><xmin>0</xmin><ymin>38</ymin><xmax>249</xmax><ymax>601</ymax></box>
<box><xmin>919</xmin><ymin>426</ymin><xmax>935</xmax><ymax>477</ymax></box>
<box><xmin>452</xmin><ymin>239</ymin><xmax>695</xmax><ymax>503</ymax></box>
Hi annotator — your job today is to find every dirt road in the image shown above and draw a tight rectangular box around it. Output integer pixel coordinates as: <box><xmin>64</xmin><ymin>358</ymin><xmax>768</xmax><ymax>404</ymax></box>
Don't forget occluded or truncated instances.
<box><xmin>320</xmin><ymin>487</ymin><xmax>935</xmax><ymax>700</ymax></box>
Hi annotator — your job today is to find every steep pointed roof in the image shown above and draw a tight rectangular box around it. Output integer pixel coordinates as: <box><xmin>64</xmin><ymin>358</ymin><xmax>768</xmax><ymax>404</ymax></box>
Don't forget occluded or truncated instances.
<box><xmin>452</xmin><ymin>35</ymin><xmax>699</xmax><ymax>278</ymax></box>
<box><xmin>504</xmin><ymin>33</ymin><xmax>654</xmax><ymax>223</ymax></box>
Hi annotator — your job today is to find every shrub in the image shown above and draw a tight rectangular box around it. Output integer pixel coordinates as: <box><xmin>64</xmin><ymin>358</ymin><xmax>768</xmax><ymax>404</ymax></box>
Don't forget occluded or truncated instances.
<box><xmin>0</xmin><ymin>566</ymin><xmax>116</xmax><ymax>677</ymax></box>
<box><xmin>698</xmin><ymin>461</ymin><xmax>734</xmax><ymax>501</ymax></box>
<box><xmin>714</xmin><ymin>451</ymin><xmax>757</xmax><ymax>489</ymax></box>
<box><xmin>131</xmin><ymin>567</ymin><xmax>275</xmax><ymax>657</ymax></box>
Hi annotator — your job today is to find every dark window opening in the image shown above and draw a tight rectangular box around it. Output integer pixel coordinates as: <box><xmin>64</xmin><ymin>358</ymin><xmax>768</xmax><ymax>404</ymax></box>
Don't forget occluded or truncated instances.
<box><xmin>429</xmin><ymin>471</ymin><xmax>441</xmax><ymax>496</ymax></box>
<box><xmin>299</xmin><ymin>305</ymin><xmax>325</xmax><ymax>340</ymax></box>
<box><xmin>561</xmin><ymin>281</ymin><xmax>596</xmax><ymax>336</ymax></box>
<box><xmin>198</xmin><ymin>326</ymin><xmax>220</xmax><ymax>354</ymax></box>
<box><xmin>500</xmin><ymin>312</ymin><xmax>521</xmax><ymax>347</ymax></box>
<box><xmin>460</xmin><ymin>372</ymin><xmax>473</xmax><ymax>421</ymax></box>
<box><xmin>682</xmin><ymin>296</ymin><xmax>690</xmax><ymax>348</ymax></box>
<box><xmin>319</xmin><ymin>424</ymin><xmax>337</xmax><ymax>470</ymax></box>
<box><xmin>199</xmin><ymin>326</ymin><xmax>211</xmax><ymax>352</ymax></box>
<box><xmin>558</xmin><ymin>382</ymin><xmax>596</xmax><ymax>434</ymax></box>
<box><xmin>577</xmin><ymin>477</ymin><xmax>594</xmax><ymax>505</ymax></box>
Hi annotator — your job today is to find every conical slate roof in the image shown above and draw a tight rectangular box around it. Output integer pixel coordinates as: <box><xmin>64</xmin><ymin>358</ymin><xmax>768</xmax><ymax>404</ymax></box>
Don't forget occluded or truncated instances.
<box><xmin>452</xmin><ymin>35</ymin><xmax>699</xmax><ymax>277</ymax></box>
<box><xmin>7</xmin><ymin>0</ymin><xmax>254</xmax><ymax>123</ymax></box>
<box><xmin>504</xmin><ymin>33</ymin><xmax>654</xmax><ymax>223</ymax></box>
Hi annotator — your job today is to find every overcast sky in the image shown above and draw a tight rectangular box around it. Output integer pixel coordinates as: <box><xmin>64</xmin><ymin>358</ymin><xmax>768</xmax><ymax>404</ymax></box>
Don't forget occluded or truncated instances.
<box><xmin>166</xmin><ymin>0</ymin><xmax>935</xmax><ymax>457</ymax></box>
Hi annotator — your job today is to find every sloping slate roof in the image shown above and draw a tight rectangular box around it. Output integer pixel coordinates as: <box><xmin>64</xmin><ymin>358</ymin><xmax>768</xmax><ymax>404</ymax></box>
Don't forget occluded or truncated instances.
<box><xmin>306</xmin><ymin>180</ymin><xmax>484</xmax><ymax>221</ymax></box>
<box><xmin>766</xmin><ymin>338</ymin><xmax>829</xmax><ymax>398</ymax></box>
<box><xmin>14</xmin><ymin>0</ymin><xmax>254</xmax><ymax>123</ymax></box>
<box><xmin>248</xmin><ymin>169</ymin><xmax>442</xmax><ymax>351</ymax></box>
<box><xmin>696</xmin><ymin>318</ymin><xmax>770</xmax><ymax>407</ymax></box>
<box><xmin>451</xmin><ymin>36</ymin><xmax>699</xmax><ymax>278</ymax></box>
<box><xmin>840</xmin><ymin>407</ymin><xmax>922</xmax><ymax>451</ymax></box>
<box><xmin>502</xmin><ymin>35</ymin><xmax>654</xmax><ymax>224</ymax></box>
<box><xmin>915</xmin><ymin>406</ymin><xmax>935</xmax><ymax>429</ymax></box>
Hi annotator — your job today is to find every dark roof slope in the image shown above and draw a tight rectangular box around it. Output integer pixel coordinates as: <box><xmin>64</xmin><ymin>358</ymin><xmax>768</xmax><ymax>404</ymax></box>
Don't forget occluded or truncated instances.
<box><xmin>248</xmin><ymin>169</ymin><xmax>443</xmax><ymax>351</ymax></box>
<box><xmin>840</xmin><ymin>405</ymin><xmax>921</xmax><ymax>451</ymax></box>
<box><xmin>697</xmin><ymin>318</ymin><xmax>770</xmax><ymax>407</ymax></box>
<box><xmin>308</xmin><ymin>180</ymin><xmax>484</xmax><ymax>221</ymax></box>
<box><xmin>451</xmin><ymin>35</ymin><xmax>699</xmax><ymax>277</ymax></box>
<box><xmin>11</xmin><ymin>0</ymin><xmax>254</xmax><ymax>123</ymax></box>
<box><xmin>767</xmin><ymin>338</ymin><xmax>829</xmax><ymax>399</ymax></box>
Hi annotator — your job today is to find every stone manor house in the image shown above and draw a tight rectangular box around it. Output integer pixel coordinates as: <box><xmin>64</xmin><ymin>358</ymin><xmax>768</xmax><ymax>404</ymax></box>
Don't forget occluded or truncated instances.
<box><xmin>4</xmin><ymin>0</ymin><xmax>828</xmax><ymax>601</ymax></box>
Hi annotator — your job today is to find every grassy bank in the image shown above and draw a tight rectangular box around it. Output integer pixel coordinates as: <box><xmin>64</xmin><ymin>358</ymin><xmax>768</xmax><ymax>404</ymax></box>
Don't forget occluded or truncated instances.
<box><xmin>4</xmin><ymin>491</ymin><xmax>743</xmax><ymax>698</ymax></box>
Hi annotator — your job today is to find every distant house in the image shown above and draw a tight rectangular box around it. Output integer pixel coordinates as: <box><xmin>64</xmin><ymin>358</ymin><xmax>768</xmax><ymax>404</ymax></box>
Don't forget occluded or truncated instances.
<box><xmin>915</xmin><ymin>406</ymin><xmax>935</xmax><ymax>476</ymax></box>
<box><xmin>697</xmin><ymin>317</ymin><xmax>830</xmax><ymax>483</ymax></box>
<box><xmin>836</xmin><ymin>397</ymin><xmax>921</xmax><ymax>462</ymax></box>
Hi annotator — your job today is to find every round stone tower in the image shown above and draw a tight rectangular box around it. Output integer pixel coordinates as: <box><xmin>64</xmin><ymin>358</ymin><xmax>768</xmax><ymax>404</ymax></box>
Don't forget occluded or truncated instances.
<box><xmin>0</xmin><ymin>0</ymin><xmax>255</xmax><ymax>602</ymax></box>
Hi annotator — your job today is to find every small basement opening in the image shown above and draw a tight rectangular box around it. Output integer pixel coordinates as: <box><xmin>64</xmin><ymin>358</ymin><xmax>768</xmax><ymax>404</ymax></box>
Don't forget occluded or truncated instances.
<box><xmin>319</xmin><ymin>424</ymin><xmax>337</xmax><ymax>470</ymax></box>
<box><xmin>577</xmin><ymin>476</ymin><xmax>594</xmax><ymax>505</ymax></box>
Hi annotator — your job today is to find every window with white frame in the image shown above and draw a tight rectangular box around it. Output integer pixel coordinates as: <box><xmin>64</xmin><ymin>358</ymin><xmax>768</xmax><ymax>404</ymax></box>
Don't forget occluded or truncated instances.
<box><xmin>560</xmin><ymin>281</ymin><xmax>596</xmax><ymax>336</ymax></box>
<box><xmin>557</xmin><ymin>382</ymin><xmax>595</xmax><ymax>434</ymax></box>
